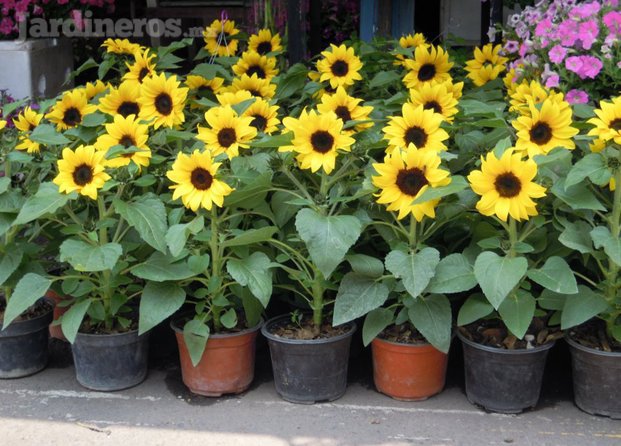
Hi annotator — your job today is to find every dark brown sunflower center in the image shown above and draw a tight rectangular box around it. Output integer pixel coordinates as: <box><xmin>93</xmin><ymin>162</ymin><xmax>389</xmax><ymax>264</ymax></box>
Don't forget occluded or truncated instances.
<box><xmin>246</xmin><ymin>65</ymin><xmax>266</xmax><ymax>79</ymax></box>
<box><xmin>117</xmin><ymin>101</ymin><xmax>140</xmax><ymax>117</ymax></box>
<box><xmin>139</xmin><ymin>67</ymin><xmax>151</xmax><ymax>82</ymax></box>
<box><xmin>529</xmin><ymin>122</ymin><xmax>552</xmax><ymax>145</ymax></box>
<box><xmin>155</xmin><ymin>93</ymin><xmax>173</xmax><ymax>116</ymax></box>
<box><xmin>256</xmin><ymin>41</ymin><xmax>272</xmax><ymax>55</ymax></box>
<box><xmin>396</xmin><ymin>168</ymin><xmax>428</xmax><ymax>196</ymax></box>
<box><xmin>72</xmin><ymin>164</ymin><xmax>93</xmax><ymax>186</ymax></box>
<box><xmin>119</xmin><ymin>135</ymin><xmax>136</xmax><ymax>147</ymax></box>
<box><xmin>248</xmin><ymin>89</ymin><xmax>261</xmax><ymax>97</ymax></box>
<box><xmin>197</xmin><ymin>85</ymin><xmax>212</xmax><ymax>93</ymax></box>
<box><xmin>63</xmin><ymin>107</ymin><xmax>82</xmax><ymax>126</ymax></box>
<box><xmin>424</xmin><ymin>101</ymin><xmax>442</xmax><ymax>114</ymax></box>
<box><xmin>610</xmin><ymin>118</ymin><xmax>621</xmax><ymax>131</ymax></box>
<box><xmin>29</xmin><ymin>123</ymin><xmax>36</xmax><ymax>131</ymax></box>
<box><xmin>495</xmin><ymin>172</ymin><xmax>522</xmax><ymax>198</ymax></box>
<box><xmin>418</xmin><ymin>64</ymin><xmax>436</xmax><ymax>82</ymax></box>
<box><xmin>331</xmin><ymin>60</ymin><xmax>349</xmax><ymax>77</ymax></box>
<box><xmin>190</xmin><ymin>167</ymin><xmax>213</xmax><ymax>190</ymax></box>
<box><xmin>310</xmin><ymin>130</ymin><xmax>334</xmax><ymax>153</ymax></box>
<box><xmin>334</xmin><ymin>106</ymin><xmax>352</xmax><ymax>123</ymax></box>
<box><xmin>250</xmin><ymin>115</ymin><xmax>267</xmax><ymax>131</ymax></box>
<box><xmin>217</xmin><ymin>127</ymin><xmax>237</xmax><ymax>147</ymax></box>
<box><xmin>404</xmin><ymin>126</ymin><xmax>428</xmax><ymax>148</ymax></box>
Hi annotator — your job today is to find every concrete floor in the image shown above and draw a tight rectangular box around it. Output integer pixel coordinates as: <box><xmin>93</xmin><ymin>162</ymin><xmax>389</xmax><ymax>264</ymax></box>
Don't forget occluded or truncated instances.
<box><xmin>0</xmin><ymin>337</ymin><xmax>619</xmax><ymax>446</ymax></box>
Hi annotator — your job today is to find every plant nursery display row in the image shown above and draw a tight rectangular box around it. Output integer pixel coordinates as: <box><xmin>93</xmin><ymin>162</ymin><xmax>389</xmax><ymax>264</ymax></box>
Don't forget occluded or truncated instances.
<box><xmin>0</xmin><ymin>0</ymin><xmax>619</xmax><ymax>419</ymax></box>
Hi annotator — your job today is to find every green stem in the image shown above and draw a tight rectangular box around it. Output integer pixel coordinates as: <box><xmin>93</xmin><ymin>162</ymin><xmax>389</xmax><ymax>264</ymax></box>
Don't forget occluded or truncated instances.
<box><xmin>311</xmin><ymin>272</ymin><xmax>324</xmax><ymax>328</ymax></box>
<box><xmin>281</xmin><ymin>167</ymin><xmax>315</xmax><ymax>204</ymax></box>
<box><xmin>605</xmin><ymin>168</ymin><xmax>621</xmax><ymax>336</ymax></box>
<box><xmin>508</xmin><ymin>217</ymin><xmax>518</xmax><ymax>258</ymax></box>
<box><xmin>210</xmin><ymin>206</ymin><xmax>222</xmax><ymax>331</ymax></box>
<box><xmin>409</xmin><ymin>215</ymin><xmax>418</xmax><ymax>251</ymax></box>
<box><xmin>97</xmin><ymin>196</ymin><xmax>112</xmax><ymax>330</ymax></box>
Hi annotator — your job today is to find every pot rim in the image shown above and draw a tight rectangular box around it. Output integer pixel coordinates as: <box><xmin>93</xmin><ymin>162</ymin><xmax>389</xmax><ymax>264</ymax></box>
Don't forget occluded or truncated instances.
<box><xmin>372</xmin><ymin>327</ymin><xmax>456</xmax><ymax>348</ymax></box>
<box><xmin>0</xmin><ymin>297</ymin><xmax>54</xmax><ymax>330</ymax></box>
<box><xmin>170</xmin><ymin>314</ymin><xmax>263</xmax><ymax>339</ymax></box>
<box><xmin>565</xmin><ymin>333</ymin><xmax>621</xmax><ymax>357</ymax></box>
<box><xmin>456</xmin><ymin>329</ymin><xmax>555</xmax><ymax>354</ymax></box>
<box><xmin>74</xmin><ymin>327</ymin><xmax>146</xmax><ymax>339</ymax></box>
<box><xmin>261</xmin><ymin>313</ymin><xmax>356</xmax><ymax>345</ymax></box>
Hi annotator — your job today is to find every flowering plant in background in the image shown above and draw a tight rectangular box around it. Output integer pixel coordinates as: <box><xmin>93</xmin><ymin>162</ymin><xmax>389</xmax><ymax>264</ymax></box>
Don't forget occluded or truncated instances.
<box><xmin>504</xmin><ymin>0</ymin><xmax>621</xmax><ymax>103</ymax></box>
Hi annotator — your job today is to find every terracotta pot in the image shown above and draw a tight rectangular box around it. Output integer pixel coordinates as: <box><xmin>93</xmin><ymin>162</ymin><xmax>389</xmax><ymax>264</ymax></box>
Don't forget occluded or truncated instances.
<box><xmin>171</xmin><ymin>319</ymin><xmax>262</xmax><ymax>397</ymax></box>
<box><xmin>372</xmin><ymin>337</ymin><xmax>448</xmax><ymax>401</ymax></box>
<box><xmin>44</xmin><ymin>290</ymin><xmax>68</xmax><ymax>341</ymax></box>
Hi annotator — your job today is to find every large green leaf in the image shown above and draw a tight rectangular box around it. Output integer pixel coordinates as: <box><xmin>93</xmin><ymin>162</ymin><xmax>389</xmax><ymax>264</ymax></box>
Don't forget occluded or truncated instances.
<box><xmin>2</xmin><ymin>273</ymin><xmax>51</xmax><ymax>328</ymax></box>
<box><xmin>222</xmin><ymin>226</ymin><xmax>278</xmax><ymax>248</ymax></box>
<box><xmin>131</xmin><ymin>252</ymin><xmax>196</xmax><ymax>281</ymax></box>
<box><xmin>526</xmin><ymin>256</ymin><xmax>578</xmax><ymax>294</ymax></box>
<box><xmin>408</xmin><ymin>294</ymin><xmax>452</xmax><ymax>353</ymax></box>
<box><xmin>385</xmin><ymin>248</ymin><xmax>440</xmax><ymax>299</ymax></box>
<box><xmin>561</xmin><ymin>285</ymin><xmax>609</xmax><ymax>330</ymax></box>
<box><xmin>275</xmin><ymin>63</ymin><xmax>308</xmax><ymax>99</ymax></box>
<box><xmin>427</xmin><ymin>253</ymin><xmax>477</xmax><ymax>294</ymax></box>
<box><xmin>362</xmin><ymin>308</ymin><xmax>394</xmax><ymax>346</ymax></box>
<box><xmin>551</xmin><ymin>180</ymin><xmax>605</xmax><ymax>211</ymax></box>
<box><xmin>61</xmin><ymin>298</ymin><xmax>92</xmax><ymax>343</ymax></box>
<box><xmin>0</xmin><ymin>248</ymin><xmax>23</xmax><ymax>287</ymax></box>
<box><xmin>346</xmin><ymin>254</ymin><xmax>385</xmax><ymax>278</ymax></box>
<box><xmin>590</xmin><ymin>226</ymin><xmax>621</xmax><ymax>266</ymax></box>
<box><xmin>139</xmin><ymin>282</ymin><xmax>186</xmax><ymax>335</ymax></box>
<box><xmin>333</xmin><ymin>273</ymin><xmax>389</xmax><ymax>326</ymax></box>
<box><xmin>538</xmin><ymin>289</ymin><xmax>568</xmax><ymax>311</ymax></box>
<box><xmin>183</xmin><ymin>319</ymin><xmax>210</xmax><ymax>366</ymax></box>
<box><xmin>165</xmin><ymin>216</ymin><xmax>204</xmax><ymax>257</ymax></box>
<box><xmin>114</xmin><ymin>195</ymin><xmax>168</xmax><ymax>253</ymax></box>
<box><xmin>498</xmin><ymin>290</ymin><xmax>536</xmax><ymax>339</ymax></box>
<box><xmin>559</xmin><ymin>221</ymin><xmax>593</xmax><ymax>254</ymax></box>
<box><xmin>226</xmin><ymin>252</ymin><xmax>272</xmax><ymax>307</ymax></box>
<box><xmin>295</xmin><ymin>209</ymin><xmax>362</xmax><ymax>279</ymax></box>
<box><xmin>457</xmin><ymin>294</ymin><xmax>494</xmax><ymax>326</ymax></box>
<box><xmin>565</xmin><ymin>153</ymin><xmax>610</xmax><ymax>188</ymax></box>
<box><xmin>0</xmin><ymin>177</ymin><xmax>10</xmax><ymax>194</ymax></box>
<box><xmin>13</xmin><ymin>183</ymin><xmax>73</xmax><ymax>226</ymax></box>
<box><xmin>412</xmin><ymin>176</ymin><xmax>468</xmax><ymax>204</ymax></box>
<box><xmin>60</xmin><ymin>240</ymin><xmax>122</xmax><ymax>272</ymax></box>
<box><xmin>29</xmin><ymin>123</ymin><xmax>70</xmax><ymax>145</ymax></box>
<box><xmin>474</xmin><ymin>252</ymin><xmax>527</xmax><ymax>309</ymax></box>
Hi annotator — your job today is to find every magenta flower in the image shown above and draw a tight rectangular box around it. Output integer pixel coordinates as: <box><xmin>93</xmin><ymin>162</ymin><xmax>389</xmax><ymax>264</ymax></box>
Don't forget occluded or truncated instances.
<box><xmin>565</xmin><ymin>56</ymin><xmax>583</xmax><ymax>74</ymax></box>
<box><xmin>569</xmin><ymin>1</ymin><xmax>601</xmax><ymax>19</ymax></box>
<box><xmin>535</xmin><ymin>18</ymin><xmax>553</xmax><ymax>37</ymax></box>
<box><xmin>548</xmin><ymin>45</ymin><xmax>567</xmax><ymax>64</ymax></box>
<box><xmin>545</xmin><ymin>74</ymin><xmax>560</xmax><ymax>88</ymax></box>
<box><xmin>0</xmin><ymin>17</ymin><xmax>14</xmax><ymax>35</ymax></box>
<box><xmin>603</xmin><ymin>11</ymin><xmax>621</xmax><ymax>35</ymax></box>
<box><xmin>566</xmin><ymin>89</ymin><xmax>589</xmax><ymax>104</ymax></box>
<box><xmin>577</xmin><ymin>56</ymin><xmax>603</xmax><ymax>79</ymax></box>
<box><xmin>558</xmin><ymin>19</ymin><xmax>579</xmax><ymax>46</ymax></box>
<box><xmin>578</xmin><ymin>20</ymin><xmax>599</xmax><ymax>50</ymax></box>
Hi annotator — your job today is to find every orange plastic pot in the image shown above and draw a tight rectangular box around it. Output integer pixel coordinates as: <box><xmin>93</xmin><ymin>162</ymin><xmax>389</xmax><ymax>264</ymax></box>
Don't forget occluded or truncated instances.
<box><xmin>172</xmin><ymin>319</ymin><xmax>261</xmax><ymax>397</ymax></box>
<box><xmin>45</xmin><ymin>290</ymin><xmax>68</xmax><ymax>341</ymax></box>
<box><xmin>372</xmin><ymin>337</ymin><xmax>448</xmax><ymax>401</ymax></box>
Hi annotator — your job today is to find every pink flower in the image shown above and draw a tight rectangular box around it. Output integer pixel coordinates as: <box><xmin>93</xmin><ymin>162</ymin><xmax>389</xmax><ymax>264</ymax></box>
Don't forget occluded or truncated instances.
<box><xmin>70</xmin><ymin>9</ymin><xmax>85</xmax><ymax>31</ymax></box>
<box><xmin>558</xmin><ymin>19</ymin><xmax>579</xmax><ymax>47</ymax></box>
<box><xmin>569</xmin><ymin>1</ymin><xmax>600</xmax><ymax>19</ymax></box>
<box><xmin>565</xmin><ymin>56</ymin><xmax>583</xmax><ymax>74</ymax></box>
<box><xmin>504</xmin><ymin>40</ymin><xmax>519</xmax><ymax>53</ymax></box>
<box><xmin>578</xmin><ymin>20</ymin><xmax>599</xmax><ymax>50</ymax></box>
<box><xmin>566</xmin><ymin>89</ymin><xmax>589</xmax><ymax>104</ymax></box>
<box><xmin>577</xmin><ymin>56</ymin><xmax>603</xmax><ymax>79</ymax></box>
<box><xmin>548</xmin><ymin>45</ymin><xmax>567</xmax><ymax>64</ymax></box>
<box><xmin>604</xmin><ymin>11</ymin><xmax>621</xmax><ymax>36</ymax></box>
<box><xmin>545</xmin><ymin>74</ymin><xmax>560</xmax><ymax>89</ymax></box>
<box><xmin>0</xmin><ymin>17</ymin><xmax>14</xmax><ymax>35</ymax></box>
<box><xmin>535</xmin><ymin>18</ymin><xmax>553</xmax><ymax>37</ymax></box>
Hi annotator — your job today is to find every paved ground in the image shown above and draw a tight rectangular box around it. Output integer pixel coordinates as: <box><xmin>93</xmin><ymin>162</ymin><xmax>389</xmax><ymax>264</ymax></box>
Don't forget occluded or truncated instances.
<box><xmin>0</xmin><ymin>335</ymin><xmax>619</xmax><ymax>446</ymax></box>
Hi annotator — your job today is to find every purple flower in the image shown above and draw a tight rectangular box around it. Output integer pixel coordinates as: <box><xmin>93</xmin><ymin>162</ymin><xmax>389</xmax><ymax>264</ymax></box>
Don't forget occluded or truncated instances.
<box><xmin>504</xmin><ymin>40</ymin><xmax>519</xmax><ymax>53</ymax></box>
<box><xmin>578</xmin><ymin>20</ymin><xmax>599</xmax><ymax>50</ymax></box>
<box><xmin>535</xmin><ymin>18</ymin><xmax>553</xmax><ymax>37</ymax></box>
<box><xmin>558</xmin><ymin>19</ymin><xmax>579</xmax><ymax>46</ymax></box>
<box><xmin>569</xmin><ymin>1</ymin><xmax>601</xmax><ymax>19</ymax></box>
<box><xmin>548</xmin><ymin>45</ymin><xmax>567</xmax><ymax>64</ymax></box>
<box><xmin>545</xmin><ymin>74</ymin><xmax>560</xmax><ymax>88</ymax></box>
<box><xmin>566</xmin><ymin>89</ymin><xmax>589</xmax><ymax>104</ymax></box>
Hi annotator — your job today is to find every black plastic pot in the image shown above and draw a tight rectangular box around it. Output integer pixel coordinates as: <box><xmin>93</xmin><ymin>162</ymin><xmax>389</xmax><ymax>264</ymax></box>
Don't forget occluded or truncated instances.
<box><xmin>0</xmin><ymin>302</ymin><xmax>53</xmax><ymax>378</ymax></box>
<box><xmin>567</xmin><ymin>336</ymin><xmax>621</xmax><ymax>419</ymax></box>
<box><xmin>457</xmin><ymin>330</ymin><xmax>554</xmax><ymax>413</ymax></box>
<box><xmin>72</xmin><ymin>329</ymin><xmax>149</xmax><ymax>391</ymax></box>
<box><xmin>261</xmin><ymin>314</ymin><xmax>356</xmax><ymax>404</ymax></box>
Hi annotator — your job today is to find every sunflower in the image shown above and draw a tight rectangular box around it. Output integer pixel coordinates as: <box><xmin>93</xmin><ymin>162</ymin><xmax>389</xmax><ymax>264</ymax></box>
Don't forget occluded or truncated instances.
<box><xmin>99</xmin><ymin>81</ymin><xmax>142</xmax><ymax>118</ymax></box>
<box><xmin>232</xmin><ymin>51</ymin><xmax>279</xmax><ymax>80</ymax></box>
<box><xmin>197</xmin><ymin>105</ymin><xmax>257</xmax><ymax>158</ymax></box>
<box><xmin>403</xmin><ymin>45</ymin><xmax>453</xmax><ymax>89</ymax></box>
<box><xmin>464</xmin><ymin>44</ymin><xmax>508</xmax><ymax>87</ymax></box>
<box><xmin>503</xmin><ymin>66</ymin><xmax>522</xmax><ymax>96</ymax></box>
<box><xmin>15</xmin><ymin>136</ymin><xmax>41</xmax><ymax>154</ymax></box>
<box><xmin>588</xmin><ymin>96</ymin><xmax>621</xmax><ymax>145</ymax></box>
<box><xmin>383</xmin><ymin>103</ymin><xmax>449</xmax><ymax>153</ymax></box>
<box><xmin>509</xmin><ymin>80</ymin><xmax>551</xmax><ymax>114</ymax></box>
<box><xmin>468</xmin><ymin>149</ymin><xmax>546</xmax><ymax>221</ymax></box>
<box><xmin>166</xmin><ymin>149</ymin><xmax>233</xmax><ymax>212</ymax></box>
<box><xmin>46</xmin><ymin>89</ymin><xmax>97</xmax><ymax>131</ymax></box>
<box><xmin>243</xmin><ymin>98</ymin><xmax>280</xmax><ymax>134</ymax></box>
<box><xmin>465</xmin><ymin>63</ymin><xmax>506</xmax><ymax>87</ymax></box>
<box><xmin>216</xmin><ymin>90</ymin><xmax>254</xmax><ymax>106</ymax></box>
<box><xmin>317</xmin><ymin>86</ymin><xmax>374</xmax><ymax>133</ymax></box>
<box><xmin>248</xmin><ymin>29</ymin><xmax>283</xmax><ymax>55</ymax></box>
<box><xmin>394</xmin><ymin>33</ymin><xmax>429</xmax><ymax>66</ymax></box>
<box><xmin>513</xmin><ymin>98</ymin><xmax>578</xmax><ymax>158</ymax></box>
<box><xmin>281</xmin><ymin>109</ymin><xmax>355</xmax><ymax>174</ymax></box>
<box><xmin>139</xmin><ymin>73</ymin><xmax>188</xmax><ymax>129</ymax></box>
<box><xmin>53</xmin><ymin>145</ymin><xmax>110</xmax><ymax>200</ymax></box>
<box><xmin>409</xmin><ymin>82</ymin><xmax>459</xmax><ymax>122</ymax></box>
<box><xmin>185</xmin><ymin>75</ymin><xmax>225</xmax><ymax>95</ymax></box>
<box><xmin>84</xmin><ymin>80</ymin><xmax>109</xmax><ymax>100</ymax></box>
<box><xmin>0</xmin><ymin>120</ymin><xmax>5</xmax><ymax>131</ymax></box>
<box><xmin>229</xmin><ymin>73</ymin><xmax>276</xmax><ymax>99</ymax></box>
<box><xmin>101</xmin><ymin>38</ymin><xmax>142</xmax><ymax>55</ymax></box>
<box><xmin>373</xmin><ymin>144</ymin><xmax>451</xmax><ymax>221</ymax></box>
<box><xmin>316</xmin><ymin>44</ymin><xmax>363</xmax><ymax>89</ymax></box>
<box><xmin>203</xmin><ymin>19</ymin><xmax>240</xmax><ymax>57</ymax></box>
<box><xmin>13</xmin><ymin>106</ymin><xmax>43</xmax><ymax>132</ymax></box>
<box><xmin>590</xmin><ymin>138</ymin><xmax>616</xmax><ymax>190</ymax></box>
<box><xmin>94</xmin><ymin>114</ymin><xmax>151</xmax><ymax>169</ymax></box>
<box><xmin>444</xmin><ymin>80</ymin><xmax>464</xmax><ymax>101</ymax></box>
<box><xmin>123</xmin><ymin>49</ymin><xmax>157</xmax><ymax>86</ymax></box>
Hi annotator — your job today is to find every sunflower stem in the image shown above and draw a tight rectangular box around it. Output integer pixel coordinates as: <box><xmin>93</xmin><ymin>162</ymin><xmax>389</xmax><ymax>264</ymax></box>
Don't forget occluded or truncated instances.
<box><xmin>280</xmin><ymin>166</ymin><xmax>315</xmax><ymax>205</ymax></box>
<box><xmin>508</xmin><ymin>217</ymin><xmax>518</xmax><ymax>258</ymax></box>
<box><xmin>408</xmin><ymin>215</ymin><xmax>418</xmax><ymax>251</ymax></box>
<box><xmin>210</xmin><ymin>206</ymin><xmax>223</xmax><ymax>331</ymax></box>
<box><xmin>311</xmin><ymin>272</ymin><xmax>324</xmax><ymax>329</ymax></box>
<box><xmin>605</xmin><ymin>168</ymin><xmax>621</xmax><ymax>337</ymax></box>
<box><xmin>97</xmin><ymin>195</ymin><xmax>112</xmax><ymax>330</ymax></box>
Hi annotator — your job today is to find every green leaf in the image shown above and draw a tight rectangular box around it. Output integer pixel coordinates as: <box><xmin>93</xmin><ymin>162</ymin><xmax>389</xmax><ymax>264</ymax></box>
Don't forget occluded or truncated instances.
<box><xmin>561</xmin><ymin>285</ymin><xmax>609</xmax><ymax>330</ymax></box>
<box><xmin>29</xmin><ymin>124</ymin><xmax>70</xmax><ymax>145</ymax></box>
<box><xmin>590</xmin><ymin>226</ymin><xmax>621</xmax><ymax>266</ymax></box>
<box><xmin>346</xmin><ymin>254</ymin><xmax>385</xmax><ymax>278</ymax></box>
<box><xmin>191</xmin><ymin>63</ymin><xmax>231</xmax><ymax>81</ymax></box>
<box><xmin>60</xmin><ymin>240</ymin><xmax>123</xmax><ymax>272</ymax></box>
<box><xmin>551</xmin><ymin>180</ymin><xmax>605</xmax><ymax>211</ymax></box>
<box><xmin>220</xmin><ymin>308</ymin><xmax>238</xmax><ymax>329</ymax></box>
<box><xmin>132</xmin><ymin>252</ymin><xmax>196</xmax><ymax>281</ymax></box>
<box><xmin>457</xmin><ymin>294</ymin><xmax>494</xmax><ymax>326</ymax></box>
<box><xmin>0</xmin><ymin>248</ymin><xmax>23</xmax><ymax>287</ymax></box>
<box><xmin>222</xmin><ymin>226</ymin><xmax>278</xmax><ymax>248</ymax></box>
<box><xmin>187</xmin><ymin>254</ymin><xmax>210</xmax><ymax>274</ymax></box>
<box><xmin>114</xmin><ymin>195</ymin><xmax>168</xmax><ymax>253</ymax></box>
<box><xmin>369</xmin><ymin>71</ymin><xmax>401</xmax><ymax>89</ymax></box>
<box><xmin>61</xmin><ymin>298</ymin><xmax>92</xmax><ymax>344</ymax></box>
<box><xmin>527</xmin><ymin>256</ymin><xmax>578</xmax><ymax>294</ymax></box>
<box><xmin>333</xmin><ymin>273</ymin><xmax>390</xmax><ymax>326</ymax></box>
<box><xmin>362</xmin><ymin>308</ymin><xmax>394</xmax><ymax>346</ymax></box>
<box><xmin>183</xmin><ymin>319</ymin><xmax>210</xmax><ymax>366</ymax></box>
<box><xmin>224</xmin><ymin>172</ymin><xmax>271</xmax><ymax>209</ymax></box>
<box><xmin>498</xmin><ymin>290</ymin><xmax>536</xmax><ymax>339</ymax></box>
<box><xmin>474</xmin><ymin>252</ymin><xmax>527</xmax><ymax>309</ymax></box>
<box><xmin>385</xmin><ymin>247</ymin><xmax>440</xmax><ymax>298</ymax></box>
<box><xmin>559</xmin><ymin>221</ymin><xmax>593</xmax><ymax>254</ymax></box>
<box><xmin>2</xmin><ymin>273</ymin><xmax>51</xmax><ymax>328</ymax></box>
<box><xmin>295</xmin><ymin>209</ymin><xmax>362</xmax><ymax>279</ymax></box>
<box><xmin>240</xmin><ymin>288</ymin><xmax>263</xmax><ymax>328</ymax></box>
<box><xmin>81</xmin><ymin>113</ymin><xmax>107</xmax><ymax>128</ymax></box>
<box><xmin>13</xmin><ymin>183</ymin><xmax>72</xmax><ymax>226</ymax></box>
<box><xmin>427</xmin><ymin>253</ymin><xmax>477</xmax><ymax>294</ymax></box>
<box><xmin>408</xmin><ymin>294</ymin><xmax>452</xmax><ymax>353</ymax></box>
<box><xmin>538</xmin><ymin>289</ymin><xmax>568</xmax><ymax>311</ymax></box>
<box><xmin>565</xmin><ymin>153</ymin><xmax>610</xmax><ymax>189</ymax></box>
<box><xmin>165</xmin><ymin>216</ymin><xmax>204</xmax><ymax>257</ymax></box>
<box><xmin>412</xmin><ymin>176</ymin><xmax>468</xmax><ymax>204</ymax></box>
<box><xmin>250</xmin><ymin>132</ymin><xmax>293</xmax><ymax>148</ymax></box>
<box><xmin>226</xmin><ymin>252</ymin><xmax>272</xmax><ymax>307</ymax></box>
<box><xmin>139</xmin><ymin>282</ymin><xmax>186</xmax><ymax>335</ymax></box>
<box><xmin>275</xmin><ymin>63</ymin><xmax>308</xmax><ymax>99</ymax></box>
<box><xmin>0</xmin><ymin>177</ymin><xmax>10</xmax><ymax>194</ymax></box>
